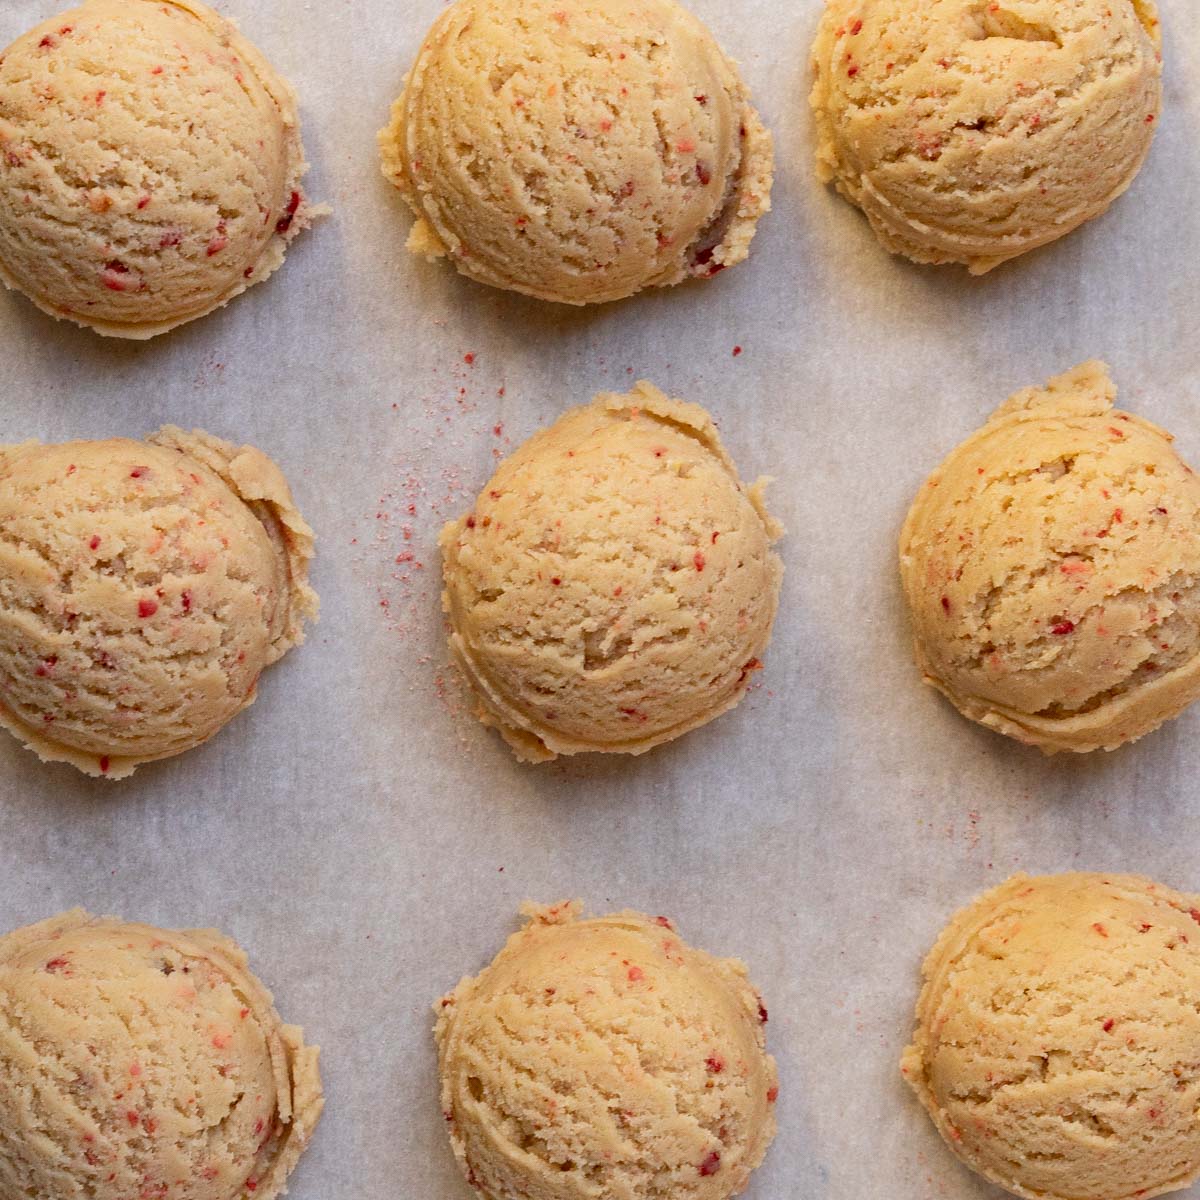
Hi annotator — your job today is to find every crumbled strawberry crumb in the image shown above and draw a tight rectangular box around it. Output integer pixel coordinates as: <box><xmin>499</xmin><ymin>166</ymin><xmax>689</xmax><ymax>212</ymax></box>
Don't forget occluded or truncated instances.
<box><xmin>705</xmin><ymin>1055</ymin><xmax>725</xmax><ymax>1073</ymax></box>
<box><xmin>1103</xmin><ymin>1018</ymin><xmax>1115</xmax><ymax>1032</ymax></box>
<box><xmin>696</xmin><ymin>162</ymin><xmax>712</xmax><ymax>186</ymax></box>
<box><xmin>732</xmin><ymin>345</ymin><xmax>742</xmax><ymax>357</ymax></box>
<box><xmin>694</xmin><ymin>552</ymin><xmax>706</xmax><ymax>572</ymax></box>
<box><xmin>941</xmin><ymin>596</ymin><xmax>951</xmax><ymax>614</ymax></box>
<box><xmin>464</xmin><ymin>353</ymin><xmax>475</xmax><ymax>364</ymax></box>
<box><xmin>627</xmin><ymin>966</ymin><xmax>644</xmax><ymax>982</ymax></box>
<box><xmin>767</xmin><ymin>1084</ymin><xmax>780</xmax><ymax>1103</ymax></box>
<box><xmin>850</xmin><ymin>17</ymin><xmax>864</xmax><ymax>33</ymax></box>
<box><xmin>138</xmin><ymin>599</ymin><xmax>158</xmax><ymax>619</ymax></box>
<box><xmin>1093</xmin><ymin>923</ymin><xmax>1108</xmax><ymax>937</ymax></box>
<box><xmin>45</xmin><ymin>956</ymin><xmax>69</xmax><ymax>972</ymax></box>
<box><xmin>126</xmin><ymin>1111</ymin><xmax>140</xmax><ymax>1127</ymax></box>
<box><xmin>698</xmin><ymin>1152</ymin><xmax>721</xmax><ymax>1177</ymax></box>
<box><xmin>130</xmin><ymin>466</ymin><xmax>148</xmax><ymax>479</ymax></box>
<box><xmin>1051</xmin><ymin>620</ymin><xmax>1075</xmax><ymax>636</ymax></box>
<box><xmin>245</xmin><ymin>1181</ymin><xmax>257</xmax><ymax>1193</ymax></box>
<box><xmin>275</xmin><ymin>192</ymin><xmax>301</xmax><ymax>234</ymax></box>
<box><xmin>99</xmin><ymin>756</ymin><xmax>110</xmax><ymax>774</ymax></box>
<box><xmin>551</xmin><ymin>577</ymin><xmax>562</xmax><ymax>586</ymax></box>
<box><xmin>465</xmin><ymin>515</ymin><xmax>476</xmax><ymax>529</ymax></box>
<box><xmin>181</xmin><ymin>590</ymin><xmax>193</xmax><ymax>613</ymax></box>
<box><xmin>757</xmin><ymin>1001</ymin><xmax>768</xmax><ymax>1023</ymax></box>
<box><xmin>1189</xmin><ymin>909</ymin><xmax>1200</xmax><ymax>925</ymax></box>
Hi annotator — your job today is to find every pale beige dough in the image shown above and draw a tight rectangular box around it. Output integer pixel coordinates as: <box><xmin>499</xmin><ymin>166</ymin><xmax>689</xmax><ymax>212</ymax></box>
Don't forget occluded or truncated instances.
<box><xmin>0</xmin><ymin>427</ymin><xmax>317</xmax><ymax>778</ymax></box>
<box><xmin>379</xmin><ymin>0</ymin><xmax>773</xmax><ymax>304</ymax></box>
<box><xmin>899</xmin><ymin>361</ymin><xmax>1200</xmax><ymax>752</ymax></box>
<box><xmin>436</xmin><ymin>901</ymin><xmax>778</xmax><ymax>1200</ymax></box>
<box><xmin>810</xmin><ymin>0</ymin><xmax>1162</xmax><ymax>273</ymax></box>
<box><xmin>440</xmin><ymin>381</ymin><xmax>783</xmax><ymax>762</ymax></box>
<box><xmin>903</xmin><ymin>872</ymin><xmax>1200</xmax><ymax>1200</ymax></box>
<box><xmin>0</xmin><ymin>909</ymin><xmax>322</xmax><ymax>1200</ymax></box>
<box><xmin>0</xmin><ymin>0</ymin><xmax>318</xmax><ymax>338</ymax></box>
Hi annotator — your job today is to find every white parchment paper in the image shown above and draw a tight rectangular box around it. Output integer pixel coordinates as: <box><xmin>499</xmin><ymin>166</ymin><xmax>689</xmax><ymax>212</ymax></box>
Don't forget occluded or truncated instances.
<box><xmin>0</xmin><ymin>1</ymin><xmax>1197</xmax><ymax>1196</ymax></box>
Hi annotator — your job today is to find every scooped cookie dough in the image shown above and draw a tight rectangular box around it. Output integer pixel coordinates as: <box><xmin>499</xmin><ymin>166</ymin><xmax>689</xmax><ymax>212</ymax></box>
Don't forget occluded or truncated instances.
<box><xmin>440</xmin><ymin>381</ymin><xmax>784</xmax><ymax>762</ymax></box>
<box><xmin>902</xmin><ymin>873</ymin><xmax>1200</xmax><ymax>1200</ymax></box>
<box><xmin>437</xmin><ymin>901</ymin><xmax>778</xmax><ymax>1200</ymax></box>
<box><xmin>810</xmin><ymin>0</ymin><xmax>1162</xmax><ymax>273</ymax></box>
<box><xmin>0</xmin><ymin>909</ymin><xmax>323</xmax><ymax>1200</ymax></box>
<box><xmin>0</xmin><ymin>427</ymin><xmax>317</xmax><ymax>778</ymax></box>
<box><xmin>899</xmin><ymin>361</ymin><xmax>1200</xmax><ymax>753</ymax></box>
<box><xmin>0</xmin><ymin>0</ymin><xmax>317</xmax><ymax>338</ymax></box>
<box><xmin>380</xmin><ymin>0</ymin><xmax>773</xmax><ymax>304</ymax></box>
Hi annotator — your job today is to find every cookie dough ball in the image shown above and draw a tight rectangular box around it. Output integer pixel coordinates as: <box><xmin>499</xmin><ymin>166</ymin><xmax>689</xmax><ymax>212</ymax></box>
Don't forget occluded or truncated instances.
<box><xmin>379</xmin><ymin>0</ymin><xmax>773</xmax><ymax>304</ymax></box>
<box><xmin>0</xmin><ymin>427</ymin><xmax>317</xmax><ymax>778</ymax></box>
<box><xmin>810</xmin><ymin>0</ymin><xmax>1162</xmax><ymax>273</ymax></box>
<box><xmin>902</xmin><ymin>873</ymin><xmax>1200</xmax><ymax>1200</ymax></box>
<box><xmin>0</xmin><ymin>909</ymin><xmax>322</xmax><ymax>1200</ymax></box>
<box><xmin>437</xmin><ymin>902</ymin><xmax>778</xmax><ymax>1200</ymax></box>
<box><xmin>440</xmin><ymin>382</ymin><xmax>783</xmax><ymax>762</ymax></box>
<box><xmin>0</xmin><ymin>0</ymin><xmax>317</xmax><ymax>338</ymax></box>
<box><xmin>899</xmin><ymin>361</ymin><xmax>1200</xmax><ymax>753</ymax></box>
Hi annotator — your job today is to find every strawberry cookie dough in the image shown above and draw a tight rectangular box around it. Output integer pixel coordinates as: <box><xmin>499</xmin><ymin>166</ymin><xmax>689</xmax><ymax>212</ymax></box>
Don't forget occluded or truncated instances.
<box><xmin>0</xmin><ymin>0</ymin><xmax>318</xmax><ymax>338</ymax></box>
<box><xmin>436</xmin><ymin>902</ymin><xmax>778</xmax><ymax>1200</ymax></box>
<box><xmin>902</xmin><ymin>873</ymin><xmax>1200</xmax><ymax>1200</ymax></box>
<box><xmin>0</xmin><ymin>427</ymin><xmax>317</xmax><ymax>778</ymax></box>
<box><xmin>810</xmin><ymin>0</ymin><xmax>1162</xmax><ymax>273</ymax></box>
<box><xmin>0</xmin><ymin>909</ymin><xmax>323</xmax><ymax>1200</ymax></box>
<box><xmin>440</xmin><ymin>381</ymin><xmax>784</xmax><ymax>762</ymax></box>
<box><xmin>379</xmin><ymin>0</ymin><xmax>774</xmax><ymax>304</ymax></box>
<box><xmin>900</xmin><ymin>361</ymin><xmax>1200</xmax><ymax>753</ymax></box>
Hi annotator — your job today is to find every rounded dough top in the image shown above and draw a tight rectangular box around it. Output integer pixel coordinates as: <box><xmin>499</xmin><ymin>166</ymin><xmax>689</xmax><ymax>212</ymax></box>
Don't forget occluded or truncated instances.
<box><xmin>440</xmin><ymin>381</ymin><xmax>783</xmax><ymax>762</ymax></box>
<box><xmin>810</xmin><ymin>0</ymin><xmax>1162</xmax><ymax>272</ymax></box>
<box><xmin>903</xmin><ymin>873</ymin><xmax>1200</xmax><ymax>1200</ymax></box>
<box><xmin>0</xmin><ymin>427</ymin><xmax>316</xmax><ymax>778</ymax></box>
<box><xmin>0</xmin><ymin>0</ymin><xmax>313</xmax><ymax>338</ymax></box>
<box><xmin>436</xmin><ymin>902</ymin><xmax>778</xmax><ymax>1200</ymax></box>
<box><xmin>899</xmin><ymin>361</ymin><xmax>1200</xmax><ymax>752</ymax></box>
<box><xmin>0</xmin><ymin>909</ymin><xmax>323</xmax><ymax>1200</ymax></box>
<box><xmin>380</xmin><ymin>0</ymin><xmax>773</xmax><ymax>304</ymax></box>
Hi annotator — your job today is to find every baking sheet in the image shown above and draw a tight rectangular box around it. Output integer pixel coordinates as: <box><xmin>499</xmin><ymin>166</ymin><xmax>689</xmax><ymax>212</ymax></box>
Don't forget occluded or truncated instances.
<box><xmin>0</xmin><ymin>0</ymin><xmax>1198</xmax><ymax>1196</ymax></box>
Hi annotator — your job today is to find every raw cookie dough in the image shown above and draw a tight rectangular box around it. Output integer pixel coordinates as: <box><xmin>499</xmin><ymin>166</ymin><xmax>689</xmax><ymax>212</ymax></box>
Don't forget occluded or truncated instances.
<box><xmin>436</xmin><ymin>901</ymin><xmax>778</xmax><ymax>1200</ymax></box>
<box><xmin>0</xmin><ymin>427</ymin><xmax>317</xmax><ymax>778</ymax></box>
<box><xmin>0</xmin><ymin>0</ymin><xmax>317</xmax><ymax>338</ymax></box>
<box><xmin>440</xmin><ymin>381</ymin><xmax>784</xmax><ymax>762</ymax></box>
<box><xmin>0</xmin><ymin>909</ymin><xmax>323</xmax><ymax>1200</ymax></box>
<box><xmin>810</xmin><ymin>0</ymin><xmax>1162</xmax><ymax>273</ymax></box>
<box><xmin>902</xmin><ymin>872</ymin><xmax>1200</xmax><ymax>1200</ymax></box>
<box><xmin>899</xmin><ymin>361</ymin><xmax>1200</xmax><ymax>753</ymax></box>
<box><xmin>379</xmin><ymin>0</ymin><xmax>773</xmax><ymax>304</ymax></box>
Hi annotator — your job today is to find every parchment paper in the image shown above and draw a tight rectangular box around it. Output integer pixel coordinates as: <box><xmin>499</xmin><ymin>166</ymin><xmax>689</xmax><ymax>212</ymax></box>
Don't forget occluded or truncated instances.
<box><xmin>0</xmin><ymin>1</ymin><xmax>1197</xmax><ymax>1196</ymax></box>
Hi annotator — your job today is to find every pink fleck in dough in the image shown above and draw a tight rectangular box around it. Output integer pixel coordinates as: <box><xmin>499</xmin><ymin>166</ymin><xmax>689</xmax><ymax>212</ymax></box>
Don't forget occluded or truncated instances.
<box><xmin>379</xmin><ymin>0</ymin><xmax>773</xmax><ymax>304</ymax></box>
<box><xmin>436</xmin><ymin>901</ymin><xmax>777</xmax><ymax>1200</ymax></box>
<box><xmin>0</xmin><ymin>0</ymin><xmax>320</xmax><ymax>338</ymax></box>
<box><xmin>900</xmin><ymin>361</ymin><xmax>1200</xmax><ymax>753</ymax></box>
<box><xmin>440</xmin><ymin>381</ymin><xmax>783</xmax><ymax>763</ymax></box>
<box><xmin>810</xmin><ymin>0</ymin><xmax>1161</xmax><ymax>273</ymax></box>
<box><xmin>903</xmin><ymin>873</ymin><xmax>1200</xmax><ymax>1200</ymax></box>
<box><xmin>0</xmin><ymin>909</ymin><xmax>322</xmax><ymax>1200</ymax></box>
<box><xmin>0</xmin><ymin>428</ymin><xmax>317</xmax><ymax>779</ymax></box>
